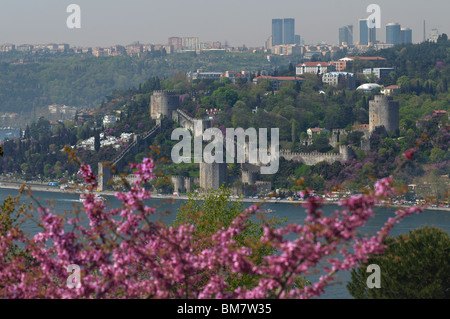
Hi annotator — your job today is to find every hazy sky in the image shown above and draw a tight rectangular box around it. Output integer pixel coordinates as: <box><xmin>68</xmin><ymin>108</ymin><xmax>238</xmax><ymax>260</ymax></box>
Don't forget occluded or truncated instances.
<box><xmin>0</xmin><ymin>0</ymin><xmax>448</xmax><ymax>47</ymax></box>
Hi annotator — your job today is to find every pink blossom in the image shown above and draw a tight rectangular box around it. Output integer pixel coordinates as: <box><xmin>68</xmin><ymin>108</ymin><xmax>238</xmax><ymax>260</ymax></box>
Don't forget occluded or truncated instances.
<box><xmin>0</xmin><ymin>157</ymin><xmax>425</xmax><ymax>299</ymax></box>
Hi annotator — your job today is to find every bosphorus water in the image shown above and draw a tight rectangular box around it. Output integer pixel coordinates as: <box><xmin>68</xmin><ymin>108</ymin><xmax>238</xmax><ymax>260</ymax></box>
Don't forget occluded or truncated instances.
<box><xmin>1</xmin><ymin>188</ymin><xmax>449</xmax><ymax>299</ymax></box>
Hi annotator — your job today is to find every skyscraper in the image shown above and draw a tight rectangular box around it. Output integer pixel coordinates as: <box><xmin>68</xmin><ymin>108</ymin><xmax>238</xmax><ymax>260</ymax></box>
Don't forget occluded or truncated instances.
<box><xmin>283</xmin><ymin>18</ymin><xmax>295</xmax><ymax>44</ymax></box>
<box><xmin>386</xmin><ymin>23</ymin><xmax>401</xmax><ymax>45</ymax></box>
<box><xmin>401</xmin><ymin>27</ymin><xmax>413</xmax><ymax>44</ymax></box>
<box><xmin>359</xmin><ymin>19</ymin><xmax>369</xmax><ymax>45</ymax></box>
<box><xmin>272</xmin><ymin>19</ymin><xmax>283</xmax><ymax>46</ymax></box>
<box><xmin>369</xmin><ymin>25</ymin><xmax>377</xmax><ymax>44</ymax></box>
<box><xmin>339</xmin><ymin>25</ymin><xmax>353</xmax><ymax>46</ymax></box>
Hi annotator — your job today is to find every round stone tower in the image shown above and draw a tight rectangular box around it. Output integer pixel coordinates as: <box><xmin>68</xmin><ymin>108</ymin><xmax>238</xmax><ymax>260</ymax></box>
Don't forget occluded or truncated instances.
<box><xmin>199</xmin><ymin>162</ymin><xmax>228</xmax><ymax>191</ymax></box>
<box><xmin>150</xmin><ymin>90</ymin><xmax>180</xmax><ymax>120</ymax></box>
<box><xmin>369</xmin><ymin>95</ymin><xmax>399</xmax><ymax>134</ymax></box>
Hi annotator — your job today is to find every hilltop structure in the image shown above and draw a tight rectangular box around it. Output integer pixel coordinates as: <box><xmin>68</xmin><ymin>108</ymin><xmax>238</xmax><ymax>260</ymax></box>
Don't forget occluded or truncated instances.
<box><xmin>369</xmin><ymin>95</ymin><xmax>399</xmax><ymax>134</ymax></box>
<box><xmin>100</xmin><ymin>92</ymin><xmax>399</xmax><ymax>195</ymax></box>
<box><xmin>150</xmin><ymin>90</ymin><xmax>180</xmax><ymax>120</ymax></box>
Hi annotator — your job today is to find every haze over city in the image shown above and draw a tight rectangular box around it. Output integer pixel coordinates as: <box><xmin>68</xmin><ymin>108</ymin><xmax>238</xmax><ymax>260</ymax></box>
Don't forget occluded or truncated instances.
<box><xmin>0</xmin><ymin>0</ymin><xmax>448</xmax><ymax>47</ymax></box>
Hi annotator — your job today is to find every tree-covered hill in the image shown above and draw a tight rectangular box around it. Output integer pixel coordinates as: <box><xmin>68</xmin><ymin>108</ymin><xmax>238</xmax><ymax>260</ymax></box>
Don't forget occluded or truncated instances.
<box><xmin>0</xmin><ymin>51</ymin><xmax>273</xmax><ymax>116</ymax></box>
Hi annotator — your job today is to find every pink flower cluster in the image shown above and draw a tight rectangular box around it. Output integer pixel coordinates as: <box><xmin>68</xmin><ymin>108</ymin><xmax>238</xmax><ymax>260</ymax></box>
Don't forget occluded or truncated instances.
<box><xmin>0</xmin><ymin>161</ymin><xmax>424</xmax><ymax>298</ymax></box>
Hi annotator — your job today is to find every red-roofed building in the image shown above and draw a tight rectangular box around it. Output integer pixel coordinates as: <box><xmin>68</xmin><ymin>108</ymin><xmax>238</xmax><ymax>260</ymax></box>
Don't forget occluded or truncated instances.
<box><xmin>381</xmin><ymin>85</ymin><xmax>401</xmax><ymax>95</ymax></box>
<box><xmin>307</xmin><ymin>127</ymin><xmax>329</xmax><ymax>138</ymax></box>
<box><xmin>330</xmin><ymin>60</ymin><xmax>347</xmax><ymax>72</ymax></box>
<box><xmin>296</xmin><ymin>62</ymin><xmax>334</xmax><ymax>75</ymax></box>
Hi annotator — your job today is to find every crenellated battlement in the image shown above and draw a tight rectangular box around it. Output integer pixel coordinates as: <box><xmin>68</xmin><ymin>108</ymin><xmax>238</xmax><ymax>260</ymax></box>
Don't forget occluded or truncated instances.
<box><xmin>152</xmin><ymin>90</ymin><xmax>177</xmax><ymax>95</ymax></box>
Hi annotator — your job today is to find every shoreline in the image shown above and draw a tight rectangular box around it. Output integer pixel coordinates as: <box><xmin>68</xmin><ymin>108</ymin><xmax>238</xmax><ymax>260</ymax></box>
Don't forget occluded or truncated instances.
<box><xmin>0</xmin><ymin>182</ymin><xmax>448</xmax><ymax>212</ymax></box>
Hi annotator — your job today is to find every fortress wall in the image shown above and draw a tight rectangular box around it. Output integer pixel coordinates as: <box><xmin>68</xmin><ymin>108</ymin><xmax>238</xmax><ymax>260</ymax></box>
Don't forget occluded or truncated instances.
<box><xmin>279</xmin><ymin>151</ymin><xmax>343</xmax><ymax>165</ymax></box>
<box><xmin>171</xmin><ymin>176</ymin><xmax>186</xmax><ymax>193</ymax></box>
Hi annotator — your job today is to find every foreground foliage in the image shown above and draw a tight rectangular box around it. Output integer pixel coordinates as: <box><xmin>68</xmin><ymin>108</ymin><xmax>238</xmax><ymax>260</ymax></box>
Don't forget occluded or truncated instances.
<box><xmin>0</xmin><ymin>157</ymin><xmax>425</xmax><ymax>298</ymax></box>
<box><xmin>347</xmin><ymin>226</ymin><xmax>450</xmax><ymax>299</ymax></box>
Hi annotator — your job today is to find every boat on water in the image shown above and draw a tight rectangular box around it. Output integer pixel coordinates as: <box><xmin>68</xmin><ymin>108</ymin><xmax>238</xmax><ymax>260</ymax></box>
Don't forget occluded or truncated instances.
<box><xmin>79</xmin><ymin>194</ymin><xmax>106</xmax><ymax>202</ymax></box>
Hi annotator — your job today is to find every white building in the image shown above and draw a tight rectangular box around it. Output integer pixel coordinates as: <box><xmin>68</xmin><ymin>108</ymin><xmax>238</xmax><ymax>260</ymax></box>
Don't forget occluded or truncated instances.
<box><xmin>103</xmin><ymin>115</ymin><xmax>117</xmax><ymax>127</ymax></box>
<box><xmin>322</xmin><ymin>72</ymin><xmax>355</xmax><ymax>90</ymax></box>
<box><xmin>296</xmin><ymin>62</ymin><xmax>333</xmax><ymax>75</ymax></box>
<box><xmin>363</xmin><ymin>68</ymin><xmax>395</xmax><ymax>79</ymax></box>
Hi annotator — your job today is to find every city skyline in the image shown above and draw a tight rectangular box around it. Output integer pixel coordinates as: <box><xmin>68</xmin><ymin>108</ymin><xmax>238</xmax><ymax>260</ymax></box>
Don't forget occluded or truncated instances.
<box><xmin>0</xmin><ymin>0</ymin><xmax>448</xmax><ymax>47</ymax></box>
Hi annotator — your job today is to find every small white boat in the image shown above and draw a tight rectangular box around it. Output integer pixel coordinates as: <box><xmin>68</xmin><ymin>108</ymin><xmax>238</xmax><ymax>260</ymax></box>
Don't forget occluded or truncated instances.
<box><xmin>79</xmin><ymin>194</ymin><xmax>106</xmax><ymax>202</ymax></box>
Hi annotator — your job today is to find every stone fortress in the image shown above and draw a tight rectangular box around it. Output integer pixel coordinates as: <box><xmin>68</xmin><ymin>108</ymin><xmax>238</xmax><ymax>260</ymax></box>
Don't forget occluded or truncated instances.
<box><xmin>99</xmin><ymin>91</ymin><xmax>399</xmax><ymax>195</ymax></box>
<box><xmin>369</xmin><ymin>95</ymin><xmax>399</xmax><ymax>134</ymax></box>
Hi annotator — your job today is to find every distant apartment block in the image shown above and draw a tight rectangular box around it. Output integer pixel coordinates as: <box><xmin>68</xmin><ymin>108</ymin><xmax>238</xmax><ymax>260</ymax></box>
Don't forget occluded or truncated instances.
<box><xmin>187</xmin><ymin>70</ymin><xmax>252</xmax><ymax>83</ymax></box>
<box><xmin>322</xmin><ymin>72</ymin><xmax>355</xmax><ymax>90</ymax></box>
<box><xmin>200</xmin><ymin>41</ymin><xmax>222</xmax><ymax>50</ymax></box>
<box><xmin>16</xmin><ymin>44</ymin><xmax>33</xmax><ymax>52</ymax></box>
<box><xmin>374</xmin><ymin>42</ymin><xmax>394</xmax><ymax>50</ymax></box>
<box><xmin>167</xmin><ymin>37</ymin><xmax>200</xmax><ymax>51</ymax></box>
<box><xmin>187</xmin><ymin>71</ymin><xmax>222</xmax><ymax>81</ymax></box>
<box><xmin>182</xmin><ymin>37</ymin><xmax>200</xmax><ymax>51</ymax></box>
<box><xmin>168</xmin><ymin>37</ymin><xmax>183</xmax><ymax>51</ymax></box>
<box><xmin>363</xmin><ymin>67</ymin><xmax>395</xmax><ymax>79</ymax></box>
<box><xmin>126</xmin><ymin>44</ymin><xmax>144</xmax><ymax>56</ymax></box>
<box><xmin>0</xmin><ymin>44</ymin><xmax>15</xmax><ymax>52</ymax></box>
<box><xmin>272</xmin><ymin>44</ymin><xmax>302</xmax><ymax>56</ymax></box>
<box><xmin>296</xmin><ymin>62</ymin><xmax>333</xmax><ymax>75</ymax></box>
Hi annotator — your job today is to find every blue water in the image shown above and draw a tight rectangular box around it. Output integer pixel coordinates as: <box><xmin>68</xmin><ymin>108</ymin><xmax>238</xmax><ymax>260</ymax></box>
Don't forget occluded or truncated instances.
<box><xmin>1</xmin><ymin>188</ymin><xmax>449</xmax><ymax>299</ymax></box>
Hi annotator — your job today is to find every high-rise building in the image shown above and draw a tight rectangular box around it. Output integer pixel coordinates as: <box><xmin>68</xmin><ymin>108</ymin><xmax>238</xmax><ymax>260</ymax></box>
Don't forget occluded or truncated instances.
<box><xmin>339</xmin><ymin>25</ymin><xmax>353</xmax><ymax>46</ymax></box>
<box><xmin>295</xmin><ymin>34</ymin><xmax>301</xmax><ymax>45</ymax></box>
<box><xmin>283</xmin><ymin>18</ymin><xmax>295</xmax><ymax>44</ymax></box>
<box><xmin>168</xmin><ymin>37</ymin><xmax>182</xmax><ymax>51</ymax></box>
<box><xmin>369</xmin><ymin>25</ymin><xmax>376</xmax><ymax>44</ymax></box>
<box><xmin>401</xmin><ymin>27</ymin><xmax>413</xmax><ymax>44</ymax></box>
<box><xmin>272</xmin><ymin>19</ymin><xmax>283</xmax><ymax>46</ymax></box>
<box><xmin>386</xmin><ymin>23</ymin><xmax>401</xmax><ymax>45</ymax></box>
<box><xmin>359</xmin><ymin>19</ymin><xmax>369</xmax><ymax>45</ymax></box>
<box><xmin>181</xmin><ymin>37</ymin><xmax>200</xmax><ymax>50</ymax></box>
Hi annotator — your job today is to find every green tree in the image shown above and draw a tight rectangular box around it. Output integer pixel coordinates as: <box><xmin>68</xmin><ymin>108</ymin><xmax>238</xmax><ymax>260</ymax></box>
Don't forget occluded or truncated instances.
<box><xmin>173</xmin><ymin>187</ymin><xmax>300</xmax><ymax>291</ymax></box>
<box><xmin>212</xmin><ymin>87</ymin><xmax>239</xmax><ymax>108</ymax></box>
<box><xmin>429</xmin><ymin>147</ymin><xmax>446</xmax><ymax>163</ymax></box>
<box><xmin>347</xmin><ymin>226</ymin><xmax>450</xmax><ymax>299</ymax></box>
